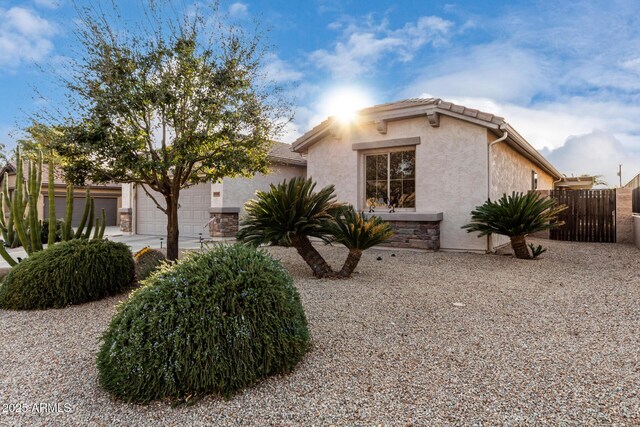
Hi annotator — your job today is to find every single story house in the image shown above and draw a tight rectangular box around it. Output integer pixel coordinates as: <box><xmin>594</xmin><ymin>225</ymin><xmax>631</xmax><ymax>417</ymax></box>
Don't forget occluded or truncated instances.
<box><xmin>291</xmin><ymin>98</ymin><xmax>563</xmax><ymax>252</ymax></box>
<box><xmin>0</xmin><ymin>163</ymin><xmax>122</xmax><ymax>226</ymax></box>
<box><xmin>119</xmin><ymin>142</ymin><xmax>306</xmax><ymax>237</ymax></box>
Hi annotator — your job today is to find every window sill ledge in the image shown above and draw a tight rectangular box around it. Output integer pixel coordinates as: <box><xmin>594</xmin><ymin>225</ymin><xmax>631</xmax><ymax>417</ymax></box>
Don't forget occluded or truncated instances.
<box><xmin>363</xmin><ymin>212</ymin><xmax>443</xmax><ymax>222</ymax></box>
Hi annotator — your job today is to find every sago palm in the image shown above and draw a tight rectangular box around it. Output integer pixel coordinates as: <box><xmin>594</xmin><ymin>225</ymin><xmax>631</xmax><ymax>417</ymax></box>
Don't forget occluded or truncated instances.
<box><xmin>462</xmin><ymin>191</ymin><xmax>566</xmax><ymax>259</ymax></box>
<box><xmin>238</xmin><ymin>177</ymin><xmax>339</xmax><ymax>278</ymax></box>
<box><xmin>327</xmin><ymin>205</ymin><xmax>393</xmax><ymax>277</ymax></box>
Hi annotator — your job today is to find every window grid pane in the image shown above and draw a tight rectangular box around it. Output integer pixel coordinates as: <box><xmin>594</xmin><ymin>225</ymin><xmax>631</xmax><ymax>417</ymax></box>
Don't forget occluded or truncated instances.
<box><xmin>365</xmin><ymin>150</ymin><xmax>415</xmax><ymax>209</ymax></box>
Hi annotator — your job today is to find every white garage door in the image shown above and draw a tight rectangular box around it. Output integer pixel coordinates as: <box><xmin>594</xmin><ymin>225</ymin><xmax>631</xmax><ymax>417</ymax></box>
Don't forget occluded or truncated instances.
<box><xmin>136</xmin><ymin>183</ymin><xmax>211</xmax><ymax>237</ymax></box>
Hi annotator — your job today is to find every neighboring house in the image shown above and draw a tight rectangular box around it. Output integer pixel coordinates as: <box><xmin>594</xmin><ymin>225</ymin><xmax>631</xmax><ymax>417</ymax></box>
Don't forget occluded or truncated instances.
<box><xmin>119</xmin><ymin>142</ymin><xmax>306</xmax><ymax>237</ymax></box>
<box><xmin>554</xmin><ymin>176</ymin><xmax>596</xmax><ymax>190</ymax></box>
<box><xmin>0</xmin><ymin>163</ymin><xmax>122</xmax><ymax>226</ymax></box>
<box><xmin>291</xmin><ymin>98</ymin><xmax>563</xmax><ymax>252</ymax></box>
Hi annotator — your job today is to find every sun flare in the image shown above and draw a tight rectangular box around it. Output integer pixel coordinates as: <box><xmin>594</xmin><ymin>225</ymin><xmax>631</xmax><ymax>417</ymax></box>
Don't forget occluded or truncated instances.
<box><xmin>322</xmin><ymin>87</ymin><xmax>373</xmax><ymax>123</ymax></box>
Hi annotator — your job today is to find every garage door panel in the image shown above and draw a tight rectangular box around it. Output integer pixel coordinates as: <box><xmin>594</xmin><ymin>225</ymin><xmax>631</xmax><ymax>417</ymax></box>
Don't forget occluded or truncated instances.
<box><xmin>136</xmin><ymin>183</ymin><xmax>211</xmax><ymax>237</ymax></box>
<box><xmin>44</xmin><ymin>196</ymin><xmax>118</xmax><ymax>226</ymax></box>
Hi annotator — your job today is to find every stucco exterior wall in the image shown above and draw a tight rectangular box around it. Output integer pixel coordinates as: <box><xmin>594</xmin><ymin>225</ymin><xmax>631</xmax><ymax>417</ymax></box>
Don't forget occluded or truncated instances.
<box><xmin>221</xmin><ymin>164</ymin><xmax>306</xmax><ymax>217</ymax></box>
<box><xmin>306</xmin><ymin>115</ymin><xmax>489</xmax><ymax>251</ymax></box>
<box><xmin>489</xmin><ymin>133</ymin><xmax>555</xmax><ymax>248</ymax></box>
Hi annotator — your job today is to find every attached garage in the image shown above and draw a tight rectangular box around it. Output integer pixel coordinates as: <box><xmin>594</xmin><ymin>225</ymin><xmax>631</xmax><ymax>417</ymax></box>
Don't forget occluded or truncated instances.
<box><xmin>44</xmin><ymin>196</ymin><xmax>118</xmax><ymax>226</ymax></box>
<box><xmin>135</xmin><ymin>183</ymin><xmax>211</xmax><ymax>237</ymax></box>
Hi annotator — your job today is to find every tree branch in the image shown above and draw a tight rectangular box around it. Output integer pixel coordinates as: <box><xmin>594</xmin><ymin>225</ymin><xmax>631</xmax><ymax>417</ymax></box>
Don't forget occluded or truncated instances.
<box><xmin>139</xmin><ymin>183</ymin><xmax>167</xmax><ymax>214</ymax></box>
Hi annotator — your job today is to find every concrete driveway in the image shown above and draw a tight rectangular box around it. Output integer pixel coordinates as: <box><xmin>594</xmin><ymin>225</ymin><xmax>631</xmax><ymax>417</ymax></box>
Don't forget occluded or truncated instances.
<box><xmin>0</xmin><ymin>227</ymin><xmax>235</xmax><ymax>268</ymax></box>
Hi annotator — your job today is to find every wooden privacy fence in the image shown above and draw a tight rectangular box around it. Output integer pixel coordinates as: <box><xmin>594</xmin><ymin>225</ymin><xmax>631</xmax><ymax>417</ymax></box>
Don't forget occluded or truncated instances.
<box><xmin>549</xmin><ymin>189</ymin><xmax>616</xmax><ymax>243</ymax></box>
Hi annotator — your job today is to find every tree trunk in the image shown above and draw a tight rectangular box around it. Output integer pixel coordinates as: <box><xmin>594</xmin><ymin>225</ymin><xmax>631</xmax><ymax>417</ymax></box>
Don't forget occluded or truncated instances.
<box><xmin>166</xmin><ymin>195</ymin><xmax>180</xmax><ymax>261</ymax></box>
<box><xmin>338</xmin><ymin>249</ymin><xmax>362</xmax><ymax>278</ymax></box>
<box><xmin>291</xmin><ymin>235</ymin><xmax>335</xmax><ymax>278</ymax></box>
<box><xmin>510</xmin><ymin>235</ymin><xmax>532</xmax><ymax>259</ymax></box>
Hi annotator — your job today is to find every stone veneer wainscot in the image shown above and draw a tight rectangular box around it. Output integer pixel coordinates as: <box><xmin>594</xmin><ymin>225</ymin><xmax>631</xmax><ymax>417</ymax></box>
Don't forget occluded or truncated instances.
<box><xmin>209</xmin><ymin>207</ymin><xmax>240</xmax><ymax>237</ymax></box>
<box><xmin>364</xmin><ymin>212</ymin><xmax>443</xmax><ymax>250</ymax></box>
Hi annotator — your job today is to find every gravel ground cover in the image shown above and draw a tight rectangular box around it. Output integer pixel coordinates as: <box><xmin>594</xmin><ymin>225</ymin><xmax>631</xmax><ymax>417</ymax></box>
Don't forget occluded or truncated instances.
<box><xmin>1</xmin><ymin>239</ymin><xmax>639</xmax><ymax>426</ymax></box>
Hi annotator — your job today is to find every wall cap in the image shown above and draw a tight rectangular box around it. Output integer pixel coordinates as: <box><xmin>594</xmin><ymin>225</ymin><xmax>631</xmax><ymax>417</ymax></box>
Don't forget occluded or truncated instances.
<box><xmin>209</xmin><ymin>207</ymin><xmax>241</xmax><ymax>213</ymax></box>
<box><xmin>363</xmin><ymin>212</ymin><xmax>443</xmax><ymax>222</ymax></box>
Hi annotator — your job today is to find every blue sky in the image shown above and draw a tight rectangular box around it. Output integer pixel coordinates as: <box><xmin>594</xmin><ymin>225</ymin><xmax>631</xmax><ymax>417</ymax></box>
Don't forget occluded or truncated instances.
<box><xmin>1</xmin><ymin>0</ymin><xmax>640</xmax><ymax>185</ymax></box>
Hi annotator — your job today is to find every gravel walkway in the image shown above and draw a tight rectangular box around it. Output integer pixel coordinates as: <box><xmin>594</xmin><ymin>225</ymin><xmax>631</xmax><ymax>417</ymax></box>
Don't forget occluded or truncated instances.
<box><xmin>1</xmin><ymin>240</ymin><xmax>639</xmax><ymax>426</ymax></box>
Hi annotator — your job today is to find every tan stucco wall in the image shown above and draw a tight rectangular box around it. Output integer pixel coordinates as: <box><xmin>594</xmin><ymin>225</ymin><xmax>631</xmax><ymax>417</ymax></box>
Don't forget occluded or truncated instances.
<box><xmin>489</xmin><ymin>134</ymin><xmax>555</xmax><ymax>249</ymax></box>
<box><xmin>306</xmin><ymin>115</ymin><xmax>489</xmax><ymax>251</ymax></box>
<box><xmin>221</xmin><ymin>164</ymin><xmax>306</xmax><ymax>217</ymax></box>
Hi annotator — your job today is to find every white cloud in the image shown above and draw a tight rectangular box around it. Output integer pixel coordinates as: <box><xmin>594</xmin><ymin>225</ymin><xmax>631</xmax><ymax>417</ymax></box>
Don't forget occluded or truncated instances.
<box><xmin>406</xmin><ymin>43</ymin><xmax>550</xmax><ymax>104</ymax></box>
<box><xmin>310</xmin><ymin>15</ymin><xmax>453</xmax><ymax>78</ymax></box>
<box><xmin>0</xmin><ymin>7</ymin><xmax>57</xmax><ymax>69</ymax></box>
<box><xmin>228</xmin><ymin>2</ymin><xmax>248</xmax><ymax>18</ymax></box>
<box><xmin>262</xmin><ymin>54</ymin><xmax>303</xmax><ymax>83</ymax></box>
<box><xmin>542</xmin><ymin>131</ymin><xmax>640</xmax><ymax>187</ymax></box>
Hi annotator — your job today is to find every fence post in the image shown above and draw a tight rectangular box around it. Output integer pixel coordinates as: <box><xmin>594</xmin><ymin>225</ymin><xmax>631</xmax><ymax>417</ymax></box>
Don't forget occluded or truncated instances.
<box><xmin>616</xmin><ymin>188</ymin><xmax>633</xmax><ymax>243</ymax></box>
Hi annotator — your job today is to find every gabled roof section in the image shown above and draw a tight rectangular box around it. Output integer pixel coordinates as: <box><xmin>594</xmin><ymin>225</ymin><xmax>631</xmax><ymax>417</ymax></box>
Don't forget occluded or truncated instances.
<box><xmin>268</xmin><ymin>142</ymin><xmax>306</xmax><ymax>166</ymax></box>
<box><xmin>0</xmin><ymin>162</ymin><xmax>16</xmax><ymax>177</ymax></box>
<box><xmin>290</xmin><ymin>98</ymin><xmax>561</xmax><ymax>179</ymax></box>
<box><xmin>291</xmin><ymin>98</ymin><xmax>505</xmax><ymax>152</ymax></box>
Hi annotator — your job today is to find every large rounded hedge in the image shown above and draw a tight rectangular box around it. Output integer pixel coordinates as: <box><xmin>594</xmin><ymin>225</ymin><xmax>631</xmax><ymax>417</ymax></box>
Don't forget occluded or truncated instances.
<box><xmin>97</xmin><ymin>244</ymin><xmax>310</xmax><ymax>403</ymax></box>
<box><xmin>0</xmin><ymin>239</ymin><xmax>135</xmax><ymax>310</ymax></box>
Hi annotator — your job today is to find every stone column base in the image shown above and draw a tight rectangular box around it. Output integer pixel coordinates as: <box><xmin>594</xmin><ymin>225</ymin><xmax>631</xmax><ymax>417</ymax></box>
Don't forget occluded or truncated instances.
<box><xmin>119</xmin><ymin>208</ymin><xmax>132</xmax><ymax>233</ymax></box>
<box><xmin>209</xmin><ymin>207</ymin><xmax>240</xmax><ymax>237</ymax></box>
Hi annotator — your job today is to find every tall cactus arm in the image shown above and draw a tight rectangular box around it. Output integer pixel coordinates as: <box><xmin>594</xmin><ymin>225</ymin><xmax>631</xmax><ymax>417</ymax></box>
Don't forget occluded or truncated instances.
<box><xmin>97</xmin><ymin>208</ymin><xmax>106</xmax><ymax>239</ymax></box>
<box><xmin>74</xmin><ymin>188</ymin><xmax>91</xmax><ymax>239</ymax></box>
<box><xmin>28</xmin><ymin>156</ymin><xmax>43</xmax><ymax>252</ymax></box>
<box><xmin>47</xmin><ymin>158</ymin><xmax>56</xmax><ymax>246</ymax></box>
<box><xmin>92</xmin><ymin>218</ymin><xmax>99</xmax><ymax>239</ymax></box>
<box><xmin>4</xmin><ymin>174</ymin><xmax>15</xmax><ymax>245</ymax></box>
<box><xmin>0</xmin><ymin>191</ymin><xmax>8</xmax><ymax>239</ymax></box>
<box><xmin>0</xmin><ymin>241</ymin><xmax>17</xmax><ymax>267</ymax></box>
<box><xmin>82</xmin><ymin>197</ymin><xmax>95</xmax><ymax>239</ymax></box>
<box><xmin>12</xmin><ymin>154</ymin><xmax>31</xmax><ymax>254</ymax></box>
<box><xmin>63</xmin><ymin>182</ymin><xmax>73</xmax><ymax>241</ymax></box>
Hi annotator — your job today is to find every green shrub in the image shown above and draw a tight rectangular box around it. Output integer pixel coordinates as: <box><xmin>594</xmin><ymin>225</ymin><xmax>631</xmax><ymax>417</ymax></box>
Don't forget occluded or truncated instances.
<box><xmin>134</xmin><ymin>247</ymin><xmax>166</xmax><ymax>281</ymax></box>
<box><xmin>0</xmin><ymin>239</ymin><xmax>135</xmax><ymax>309</ymax></box>
<box><xmin>40</xmin><ymin>219</ymin><xmax>64</xmax><ymax>244</ymax></box>
<box><xmin>97</xmin><ymin>244</ymin><xmax>309</xmax><ymax>403</ymax></box>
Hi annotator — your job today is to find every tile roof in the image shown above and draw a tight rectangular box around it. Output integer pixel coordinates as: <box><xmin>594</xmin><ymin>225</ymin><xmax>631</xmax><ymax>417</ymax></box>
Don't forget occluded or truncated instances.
<box><xmin>268</xmin><ymin>142</ymin><xmax>306</xmax><ymax>166</ymax></box>
<box><xmin>292</xmin><ymin>98</ymin><xmax>506</xmax><ymax>151</ymax></box>
<box><xmin>359</xmin><ymin>98</ymin><xmax>505</xmax><ymax>125</ymax></box>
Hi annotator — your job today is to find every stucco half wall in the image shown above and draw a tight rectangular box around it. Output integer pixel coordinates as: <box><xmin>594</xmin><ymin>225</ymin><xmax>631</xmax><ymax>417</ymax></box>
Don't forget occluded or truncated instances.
<box><xmin>306</xmin><ymin>115</ymin><xmax>489</xmax><ymax>251</ymax></box>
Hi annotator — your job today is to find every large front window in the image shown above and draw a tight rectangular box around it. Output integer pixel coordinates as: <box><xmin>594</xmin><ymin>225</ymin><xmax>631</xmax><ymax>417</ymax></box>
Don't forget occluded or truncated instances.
<box><xmin>365</xmin><ymin>150</ymin><xmax>415</xmax><ymax>209</ymax></box>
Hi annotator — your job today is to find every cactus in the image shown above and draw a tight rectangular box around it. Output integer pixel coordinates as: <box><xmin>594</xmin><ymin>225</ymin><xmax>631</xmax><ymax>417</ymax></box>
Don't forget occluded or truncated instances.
<box><xmin>62</xmin><ymin>182</ymin><xmax>73</xmax><ymax>241</ymax></box>
<box><xmin>82</xmin><ymin>198</ymin><xmax>95</xmax><ymax>239</ymax></box>
<box><xmin>27</xmin><ymin>152</ymin><xmax>43</xmax><ymax>252</ymax></box>
<box><xmin>11</xmin><ymin>150</ymin><xmax>31</xmax><ymax>254</ymax></box>
<box><xmin>74</xmin><ymin>188</ymin><xmax>91</xmax><ymax>239</ymax></box>
<box><xmin>47</xmin><ymin>157</ymin><xmax>56</xmax><ymax>245</ymax></box>
<box><xmin>0</xmin><ymin>148</ymin><xmax>108</xmax><ymax>266</ymax></box>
